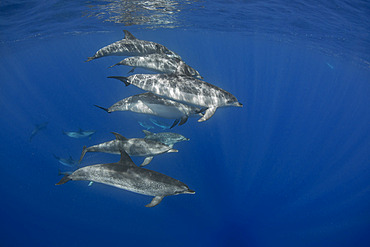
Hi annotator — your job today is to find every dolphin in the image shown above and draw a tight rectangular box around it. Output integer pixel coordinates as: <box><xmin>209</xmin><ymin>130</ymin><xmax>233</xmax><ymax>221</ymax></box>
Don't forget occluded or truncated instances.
<box><xmin>63</xmin><ymin>129</ymin><xmax>96</xmax><ymax>139</ymax></box>
<box><xmin>109</xmin><ymin>74</ymin><xmax>243</xmax><ymax>122</ymax></box>
<box><xmin>53</xmin><ymin>154</ymin><xmax>79</xmax><ymax>167</ymax></box>
<box><xmin>143</xmin><ymin>130</ymin><xmax>189</xmax><ymax>148</ymax></box>
<box><xmin>56</xmin><ymin>150</ymin><xmax>195</xmax><ymax>207</ymax></box>
<box><xmin>149</xmin><ymin>118</ymin><xmax>172</xmax><ymax>130</ymax></box>
<box><xmin>29</xmin><ymin>122</ymin><xmax>48</xmax><ymax>142</ymax></box>
<box><xmin>109</xmin><ymin>54</ymin><xmax>202</xmax><ymax>79</ymax></box>
<box><xmin>138</xmin><ymin>121</ymin><xmax>155</xmax><ymax>130</ymax></box>
<box><xmin>86</xmin><ymin>30</ymin><xmax>180</xmax><ymax>62</ymax></box>
<box><xmin>94</xmin><ymin>92</ymin><xmax>203</xmax><ymax>128</ymax></box>
<box><xmin>79</xmin><ymin>132</ymin><xmax>178</xmax><ymax>167</ymax></box>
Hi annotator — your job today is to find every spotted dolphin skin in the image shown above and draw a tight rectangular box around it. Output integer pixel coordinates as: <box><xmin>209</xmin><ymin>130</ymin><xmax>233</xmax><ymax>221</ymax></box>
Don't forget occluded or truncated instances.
<box><xmin>109</xmin><ymin>54</ymin><xmax>202</xmax><ymax>79</ymax></box>
<box><xmin>109</xmin><ymin>74</ymin><xmax>243</xmax><ymax>122</ymax></box>
<box><xmin>57</xmin><ymin>150</ymin><xmax>195</xmax><ymax>207</ymax></box>
<box><xmin>94</xmin><ymin>92</ymin><xmax>203</xmax><ymax>128</ymax></box>
<box><xmin>86</xmin><ymin>30</ymin><xmax>180</xmax><ymax>62</ymax></box>
<box><xmin>79</xmin><ymin>132</ymin><xmax>178</xmax><ymax>167</ymax></box>
<box><xmin>143</xmin><ymin>130</ymin><xmax>189</xmax><ymax>148</ymax></box>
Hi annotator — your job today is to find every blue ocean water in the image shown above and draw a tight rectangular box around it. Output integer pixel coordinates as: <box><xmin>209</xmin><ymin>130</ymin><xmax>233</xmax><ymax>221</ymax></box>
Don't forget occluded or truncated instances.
<box><xmin>0</xmin><ymin>1</ymin><xmax>369</xmax><ymax>247</ymax></box>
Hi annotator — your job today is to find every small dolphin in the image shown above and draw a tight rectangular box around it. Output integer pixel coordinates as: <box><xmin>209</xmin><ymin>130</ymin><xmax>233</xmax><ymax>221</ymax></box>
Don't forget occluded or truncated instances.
<box><xmin>56</xmin><ymin>150</ymin><xmax>195</xmax><ymax>207</ymax></box>
<box><xmin>86</xmin><ymin>30</ymin><xmax>180</xmax><ymax>62</ymax></box>
<box><xmin>29</xmin><ymin>122</ymin><xmax>48</xmax><ymax>142</ymax></box>
<box><xmin>143</xmin><ymin>130</ymin><xmax>189</xmax><ymax>148</ymax></box>
<box><xmin>79</xmin><ymin>132</ymin><xmax>178</xmax><ymax>167</ymax></box>
<box><xmin>95</xmin><ymin>92</ymin><xmax>203</xmax><ymax>128</ymax></box>
<box><xmin>149</xmin><ymin>118</ymin><xmax>172</xmax><ymax>130</ymax></box>
<box><xmin>63</xmin><ymin>129</ymin><xmax>96</xmax><ymax>139</ymax></box>
<box><xmin>109</xmin><ymin>74</ymin><xmax>243</xmax><ymax>122</ymax></box>
<box><xmin>138</xmin><ymin>121</ymin><xmax>155</xmax><ymax>130</ymax></box>
<box><xmin>53</xmin><ymin>154</ymin><xmax>79</xmax><ymax>167</ymax></box>
<box><xmin>109</xmin><ymin>54</ymin><xmax>202</xmax><ymax>79</ymax></box>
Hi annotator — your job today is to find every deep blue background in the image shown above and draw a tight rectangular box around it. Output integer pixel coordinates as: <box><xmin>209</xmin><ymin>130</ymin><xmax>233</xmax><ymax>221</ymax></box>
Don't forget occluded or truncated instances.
<box><xmin>1</xmin><ymin>1</ymin><xmax>370</xmax><ymax>247</ymax></box>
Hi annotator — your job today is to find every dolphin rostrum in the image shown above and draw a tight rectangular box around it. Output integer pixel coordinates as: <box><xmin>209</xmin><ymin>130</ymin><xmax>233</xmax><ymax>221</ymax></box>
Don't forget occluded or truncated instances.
<box><xmin>143</xmin><ymin>130</ymin><xmax>189</xmax><ymax>148</ymax></box>
<box><xmin>109</xmin><ymin>54</ymin><xmax>202</xmax><ymax>79</ymax></box>
<box><xmin>94</xmin><ymin>92</ymin><xmax>203</xmax><ymax>128</ymax></box>
<box><xmin>86</xmin><ymin>30</ymin><xmax>180</xmax><ymax>62</ymax></box>
<box><xmin>56</xmin><ymin>150</ymin><xmax>195</xmax><ymax>207</ymax></box>
<box><xmin>109</xmin><ymin>74</ymin><xmax>243</xmax><ymax>122</ymax></box>
<box><xmin>79</xmin><ymin>132</ymin><xmax>178</xmax><ymax>167</ymax></box>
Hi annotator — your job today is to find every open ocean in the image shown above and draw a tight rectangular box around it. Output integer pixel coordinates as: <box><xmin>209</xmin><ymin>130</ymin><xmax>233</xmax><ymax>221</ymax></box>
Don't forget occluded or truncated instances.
<box><xmin>0</xmin><ymin>1</ymin><xmax>369</xmax><ymax>246</ymax></box>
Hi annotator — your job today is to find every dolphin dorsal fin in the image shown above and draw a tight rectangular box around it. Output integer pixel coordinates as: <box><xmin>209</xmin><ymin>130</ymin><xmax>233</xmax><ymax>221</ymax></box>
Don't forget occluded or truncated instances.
<box><xmin>118</xmin><ymin>150</ymin><xmax>136</xmax><ymax>167</ymax></box>
<box><xmin>112</xmin><ymin>132</ymin><xmax>128</xmax><ymax>141</ymax></box>
<box><xmin>123</xmin><ymin>30</ymin><xmax>136</xmax><ymax>40</ymax></box>
<box><xmin>142</xmin><ymin>130</ymin><xmax>152</xmax><ymax>136</ymax></box>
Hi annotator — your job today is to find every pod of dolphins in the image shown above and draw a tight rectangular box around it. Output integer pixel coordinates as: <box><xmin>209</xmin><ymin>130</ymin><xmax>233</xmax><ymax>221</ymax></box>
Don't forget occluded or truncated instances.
<box><xmin>56</xmin><ymin>30</ymin><xmax>242</xmax><ymax>207</ymax></box>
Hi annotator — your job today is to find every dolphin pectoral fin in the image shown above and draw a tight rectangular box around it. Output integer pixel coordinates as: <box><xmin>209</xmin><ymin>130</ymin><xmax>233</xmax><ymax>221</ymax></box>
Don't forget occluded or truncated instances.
<box><xmin>88</xmin><ymin>181</ymin><xmax>94</xmax><ymax>187</ymax></box>
<box><xmin>140</xmin><ymin>156</ymin><xmax>154</xmax><ymax>167</ymax></box>
<box><xmin>145</xmin><ymin>196</ymin><xmax>165</xmax><ymax>208</ymax></box>
<box><xmin>169</xmin><ymin>144</ymin><xmax>174</xmax><ymax>148</ymax></box>
<box><xmin>79</xmin><ymin>146</ymin><xmax>89</xmax><ymax>164</ymax></box>
<box><xmin>128</xmin><ymin>67</ymin><xmax>135</xmax><ymax>73</ymax></box>
<box><xmin>179</xmin><ymin>116</ymin><xmax>188</xmax><ymax>126</ymax></box>
<box><xmin>108</xmin><ymin>76</ymin><xmax>130</xmax><ymax>86</ymax></box>
<box><xmin>198</xmin><ymin>106</ymin><xmax>217</xmax><ymax>122</ymax></box>
<box><xmin>112</xmin><ymin>132</ymin><xmax>128</xmax><ymax>141</ymax></box>
<box><xmin>170</xmin><ymin>119</ymin><xmax>180</xmax><ymax>129</ymax></box>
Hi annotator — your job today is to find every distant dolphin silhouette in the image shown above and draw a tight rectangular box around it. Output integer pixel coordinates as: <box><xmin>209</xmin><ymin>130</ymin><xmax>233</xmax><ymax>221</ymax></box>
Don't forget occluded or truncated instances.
<box><xmin>53</xmin><ymin>154</ymin><xmax>79</xmax><ymax>167</ymax></box>
<box><xmin>56</xmin><ymin>150</ymin><xmax>195</xmax><ymax>207</ymax></box>
<box><xmin>63</xmin><ymin>129</ymin><xmax>96</xmax><ymax>139</ymax></box>
<box><xmin>29</xmin><ymin>122</ymin><xmax>48</xmax><ymax>142</ymax></box>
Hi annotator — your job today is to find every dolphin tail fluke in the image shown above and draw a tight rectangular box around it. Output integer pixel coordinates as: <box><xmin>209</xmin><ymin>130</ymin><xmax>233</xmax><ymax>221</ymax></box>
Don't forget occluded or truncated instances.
<box><xmin>108</xmin><ymin>76</ymin><xmax>130</xmax><ymax>86</ymax></box>
<box><xmin>56</xmin><ymin>175</ymin><xmax>71</xmax><ymax>185</ymax></box>
<box><xmin>145</xmin><ymin>196</ymin><xmax>164</xmax><ymax>207</ymax></box>
<box><xmin>94</xmin><ymin>105</ymin><xmax>110</xmax><ymax>113</ymax></box>
<box><xmin>79</xmin><ymin>146</ymin><xmax>87</xmax><ymax>164</ymax></box>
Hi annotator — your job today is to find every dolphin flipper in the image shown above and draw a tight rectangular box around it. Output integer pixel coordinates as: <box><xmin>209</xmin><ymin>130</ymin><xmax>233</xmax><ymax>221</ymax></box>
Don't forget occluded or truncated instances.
<box><xmin>198</xmin><ymin>106</ymin><xmax>217</xmax><ymax>122</ymax></box>
<box><xmin>170</xmin><ymin>119</ymin><xmax>180</xmax><ymax>129</ymax></box>
<box><xmin>145</xmin><ymin>196</ymin><xmax>165</xmax><ymax>207</ymax></box>
<box><xmin>179</xmin><ymin>116</ymin><xmax>188</xmax><ymax>126</ymax></box>
<box><xmin>140</xmin><ymin>156</ymin><xmax>154</xmax><ymax>167</ymax></box>
<box><xmin>79</xmin><ymin>146</ymin><xmax>87</xmax><ymax>163</ymax></box>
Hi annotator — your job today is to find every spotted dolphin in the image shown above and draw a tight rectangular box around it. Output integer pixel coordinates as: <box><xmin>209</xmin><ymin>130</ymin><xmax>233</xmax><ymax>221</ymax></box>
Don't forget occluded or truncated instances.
<box><xmin>86</xmin><ymin>30</ymin><xmax>180</xmax><ymax>62</ymax></box>
<box><xmin>57</xmin><ymin>150</ymin><xmax>195</xmax><ymax>207</ymax></box>
<box><xmin>109</xmin><ymin>74</ymin><xmax>243</xmax><ymax>122</ymax></box>
<box><xmin>79</xmin><ymin>132</ymin><xmax>177</xmax><ymax>167</ymax></box>
<box><xmin>109</xmin><ymin>54</ymin><xmax>202</xmax><ymax>79</ymax></box>
<box><xmin>143</xmin><ymin>130</ymin><xmax>189</xmax><ymax>148</ymax></box>
<box><xmin>94</xmin><ymin>92</ymin><xmax>203</xmax><ymax>128</ymax></box>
